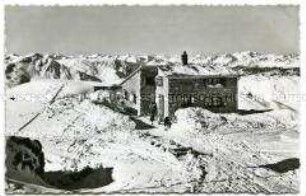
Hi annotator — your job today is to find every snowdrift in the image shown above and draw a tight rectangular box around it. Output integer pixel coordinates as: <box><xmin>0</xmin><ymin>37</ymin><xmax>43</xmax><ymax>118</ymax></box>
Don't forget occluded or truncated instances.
<box><xmin>163</xmin><ymin>107</ymin><xmax>299</xmax><ymax>192</ymax></box>
<box><xmin>239</xmin><ymin>75</ymin><xmax>299</xmax><ymax>111</ymax></box>
<box><xmin>6</xmin><ymin>80</ymin><xmax>96</xmax><ymax>103</ymax></box>
<box><xmin>6</xmin><ymin>96</ymin><xmax>206</xmax><ymax>193</ymax></box>
<box><xmin>172</xmin><ymin>107</ymin><xmax>297</xmax><ymax>136</ymax></box>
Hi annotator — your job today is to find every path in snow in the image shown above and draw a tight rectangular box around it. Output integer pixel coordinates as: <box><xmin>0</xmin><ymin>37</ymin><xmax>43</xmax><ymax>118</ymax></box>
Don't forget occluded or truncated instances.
<box><xmin>125</xmin><ymin>113</ymin><xmax>299</xmax><ymax>193</ymax></box>
<box><xmin>6</xmin><ymin>80</ymin><xmax>299</xmax><ymax>193</ymax></box>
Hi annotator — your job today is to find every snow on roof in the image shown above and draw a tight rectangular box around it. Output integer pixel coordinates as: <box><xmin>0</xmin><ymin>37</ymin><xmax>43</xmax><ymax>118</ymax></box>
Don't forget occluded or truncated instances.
<box><xmin>157</xmin><ymin>63</ymin><xmax>238</xmax><ymax>77</ymax></box>
<box><xmin>146</xmin><ymin>58</ymin><xmax>169</xmax><ymax>66</ymax></box>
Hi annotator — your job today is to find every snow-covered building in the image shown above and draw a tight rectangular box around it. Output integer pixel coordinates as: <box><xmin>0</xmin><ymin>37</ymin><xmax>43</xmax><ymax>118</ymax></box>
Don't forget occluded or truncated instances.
<box><xmin>120</xmin><ymin>52</ymin><xmax>238</xmax><ymax>119</ymax></box>
<box><xmin>120</xmin><ymin>64</ymin><xmax>158</xmax><ymax>116</ymax></box>
<box><xmin>155</xmin><ymin>68</ymin><xmax>238</xmax><ymax>121</ymax></box>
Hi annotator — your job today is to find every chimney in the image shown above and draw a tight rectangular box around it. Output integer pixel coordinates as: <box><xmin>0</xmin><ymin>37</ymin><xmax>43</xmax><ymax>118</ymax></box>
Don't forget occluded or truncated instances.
<box><xmin>181</xmin><ymin>51</ymin><xmax>188</xmax><ymax>65</ymax></box>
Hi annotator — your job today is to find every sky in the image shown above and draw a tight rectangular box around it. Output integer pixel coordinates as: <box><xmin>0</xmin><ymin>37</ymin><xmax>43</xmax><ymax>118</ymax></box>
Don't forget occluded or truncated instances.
<box><xmin>5</xmin><ymin>5</ymin><xmax>299</xmax><ymax>55</ymax></box>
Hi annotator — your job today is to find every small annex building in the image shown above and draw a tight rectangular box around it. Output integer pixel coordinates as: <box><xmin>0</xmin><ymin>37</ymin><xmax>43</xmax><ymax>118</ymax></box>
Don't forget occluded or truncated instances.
<box><xmin>120</xmin><ymin>52</ymin><xmax>238</xmax><ymax>120</ymax></box>
<box><xmin>119</xmin><ymin>64</ymin><xmax>158</xmax><ymax>116</ymax></box>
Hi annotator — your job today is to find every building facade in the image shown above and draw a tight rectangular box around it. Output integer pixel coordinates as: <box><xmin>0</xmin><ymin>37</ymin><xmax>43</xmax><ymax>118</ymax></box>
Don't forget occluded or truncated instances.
<box><xmin>155</xmin><ymin>72</ymin><xmax>238</xmax><ymax>121</ymax></box>
<box><xmin>121</xmin><ymin>65</ymin><xmax>158</xmax><ymax>115</ymax></box>
<box><xmin>121</xmin><ymin>53</ymin><xmax>238</xmax><ymax>118</ymax></box>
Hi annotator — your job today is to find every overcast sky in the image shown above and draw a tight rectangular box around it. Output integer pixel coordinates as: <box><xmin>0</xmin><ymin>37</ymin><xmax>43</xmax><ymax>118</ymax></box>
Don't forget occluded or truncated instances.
<box><xmin>5</xmin><ymin>5</ymin><xmax>299</xmax><ymax>55</ymax></box>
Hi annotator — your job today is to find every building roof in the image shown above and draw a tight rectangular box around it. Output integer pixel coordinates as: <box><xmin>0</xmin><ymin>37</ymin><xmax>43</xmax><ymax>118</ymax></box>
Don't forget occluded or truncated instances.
<box><xmin>118</xmin><ymin>64</ymin><xmax>156</xmax><ymax>86</ymax></box>
<box><xmin>118</xmin><ymin>65</ymin><xmax>143</xmax><ymax>86</ymax></box>
<box><xmin>119</xmin><ymin>61</ymin><xmax>238</xmax><ymax>87</ymax></box>
<box><xmin>157</xmin><ymin>63</ymin><xmax>238</xmax><ymax>77</ymax></box>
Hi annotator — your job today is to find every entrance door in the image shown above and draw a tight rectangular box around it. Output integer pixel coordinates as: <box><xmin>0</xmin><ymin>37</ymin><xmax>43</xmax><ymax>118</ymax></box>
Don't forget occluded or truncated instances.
<box><xmin>157</xmin><ymin>94</ymin><xmax>164</xmax><ymax>122</ymax></box>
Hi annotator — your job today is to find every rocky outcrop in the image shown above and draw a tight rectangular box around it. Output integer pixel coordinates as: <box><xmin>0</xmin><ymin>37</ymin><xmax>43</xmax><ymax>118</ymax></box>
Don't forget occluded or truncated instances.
<box><xmin>6</xmin><ymin>136</ymin><xmax>114</xmax><ymax>191</ymax></box>
<box><xmin>5</xmin><ymin>136</ymin><xmax>46</xmax><ymax>185</ymax></box>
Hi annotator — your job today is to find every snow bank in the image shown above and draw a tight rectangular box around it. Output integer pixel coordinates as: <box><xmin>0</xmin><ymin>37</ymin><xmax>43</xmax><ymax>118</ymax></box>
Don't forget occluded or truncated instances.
<box><xmin>239</xmin><ymin>75</ymin><xmax>299</xmax><ymax>111</ymax></box>
<box><xmin>172</xmin><ymin>107</ymin><xmax>297</xmax><ymax>137</ymax></box>
<box><xmin>6</xmin><ymin>98</ymin><xmax>135</xmax><ymax>169</ymax></box>
<box><xmin>7</xmin><ymin>80</ymin><xmax>62</xmax><ymax>103</ymax></box>
<box><xmin>6</xmin><ymin>80</ymin><xmax>97</xmax><ymax>135</ymax></box>
<box><xmin>163</xmin><ymin>107</ymin><xmax>298</xmax><ymax>193</ymax></box>
<box><xmin>6</xmin><ymin>80</ymin><xmax>96</xmax><ymax>104</ymax></box>
<box><xmin>7</xmin><ymin>97</ymin><xmax>206</xmax><ymax>192</ymax></box>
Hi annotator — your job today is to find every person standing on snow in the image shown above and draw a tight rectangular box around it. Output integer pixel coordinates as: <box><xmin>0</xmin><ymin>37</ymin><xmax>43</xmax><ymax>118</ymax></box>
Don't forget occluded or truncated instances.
<box><xmin>149</xmin><ymin>102</ymin><xmax>157</xmax><ymax>125</ymax></box>
<box><xmin>163</xmin><ymin>116</ymin><xmax>172</xmax><ymax>131</ymax></box>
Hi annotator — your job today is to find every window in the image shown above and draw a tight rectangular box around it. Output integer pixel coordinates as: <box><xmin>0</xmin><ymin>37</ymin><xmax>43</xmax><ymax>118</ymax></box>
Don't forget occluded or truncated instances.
<box><xmin>212</xmin><ymin>97</ymin><xmax>223</xmax><ymax>107</ymax></box>
<box><xmin>191</xmin><ymin>96</ymin><xmax>195</xmax><ymax>104</ymax></box>
<box><xmin>155</xmin><ymin>76</ymin><xmax>163</xmax><ymax>86</ymax></box>
<box><xmin>207</xmin><ymin>78</ymin><xmax>213</xmax><ymax>85</ymax></box>
<box><xmin>181</xmin><ymin>94</ymin><xmax>192</xmax><ymax>108</ymax></box>
<box><xmin>226</xmin><ymin>94</ymin><xmax>234</xmax><ymax>102</ymax></box>
<box><xmin>206</xmin><ymin>78</ymin><xmax>226</xmax><ymax>88</ymax></box>
<box><xmin>145</xmin><ymin>76</ymin><xmax>155</xmax><ymax>86</ymax></box>
<box><xmin>204</xmin><ymin>97</ymin><xmax>212</xmax><ymax>106</ymax></box>
<box><xmin>22</xmin><ymin>153</ymin><xmax>31</xmax><ymax>161</ymax></box>
<box><xmin>133</xmin><ymin>94</ymin><xmax>137</xmax><ymax>104</ymax></box>
<box><xmin>194</xmin><ymin>82</ymin><xmax>200</xmax><ymax>88</ymax></box>
<box><xmin>213</xmin><ymin>78</ymin><xmax>220</xmax><ymax>85</ymax></box>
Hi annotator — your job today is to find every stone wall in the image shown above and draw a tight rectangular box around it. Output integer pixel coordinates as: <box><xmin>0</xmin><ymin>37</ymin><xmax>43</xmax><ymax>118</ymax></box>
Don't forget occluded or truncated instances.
<box><xmin>166</xmin><ymin>76</ymin><xmax>238</xmax><ymax>116</ymax></box>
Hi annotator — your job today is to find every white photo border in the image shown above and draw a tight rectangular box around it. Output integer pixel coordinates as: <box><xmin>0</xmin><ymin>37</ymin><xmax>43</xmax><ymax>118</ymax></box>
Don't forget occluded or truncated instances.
<box><xmin>0</xmin><ymin>1</ymin><xmax>303</xmax><ymax>196</ymax></box>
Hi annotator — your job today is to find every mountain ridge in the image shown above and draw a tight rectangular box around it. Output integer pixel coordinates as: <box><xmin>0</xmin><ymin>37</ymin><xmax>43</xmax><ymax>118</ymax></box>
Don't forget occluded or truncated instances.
<box><xmin>5</xmin><ymin>52</ymin><xmax>299</xmax><ymax>88</ymax></box>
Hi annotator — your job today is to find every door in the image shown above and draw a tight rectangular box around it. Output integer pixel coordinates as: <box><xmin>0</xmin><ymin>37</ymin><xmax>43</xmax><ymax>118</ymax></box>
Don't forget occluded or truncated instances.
<box><xmin>157</xmin><ymin>94</ymin><xmax>164</xmax><ymax>122</ymax></box>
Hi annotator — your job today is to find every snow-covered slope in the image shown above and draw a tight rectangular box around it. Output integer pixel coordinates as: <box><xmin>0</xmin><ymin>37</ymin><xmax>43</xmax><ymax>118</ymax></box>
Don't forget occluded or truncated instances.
<box><xmin>6</xmin><ymin>80</ymin><xmax>96</xmax><ymax>134</ymax></box>
<box><xmin>173</xmin><ymin>107</ymin><xmax>297</xmax><ymax>136</ymax></box>
<box><xmin>6</xmin><ymin>80</ymin><xmax>95</xmax><ymax>103</ymax></box>
<box><xmin>164</xmin><ymin>107</ymin><xmax>299</xmax><ymax>192</ymax></box>
<box><xmin>6</xmin><ymin>78</ymin><xmax>299</xmax><ymax>193</ymax></box>
<box><xmin>175</xmin><ymin>51</ymin><xmax>299</xmax><ymax>68</ymax></box>
<box><xmin>239</xmin><ymin>75</ymin><xmax>299</xmax><ymax>111</ymax></box>
<box><xmin>57</xmin><ymin>56</ymin><xmax>122</xmax><ymax>85</ymax></box>
<box><xmin>6</xmin><ymin>94</ymin><xmax>206</xmax><ymax>193</ymax></box>
<box><xmin>5</xmin><ymin>52</ymin><xmax>299</xmax><ymax>193</ymax></box>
